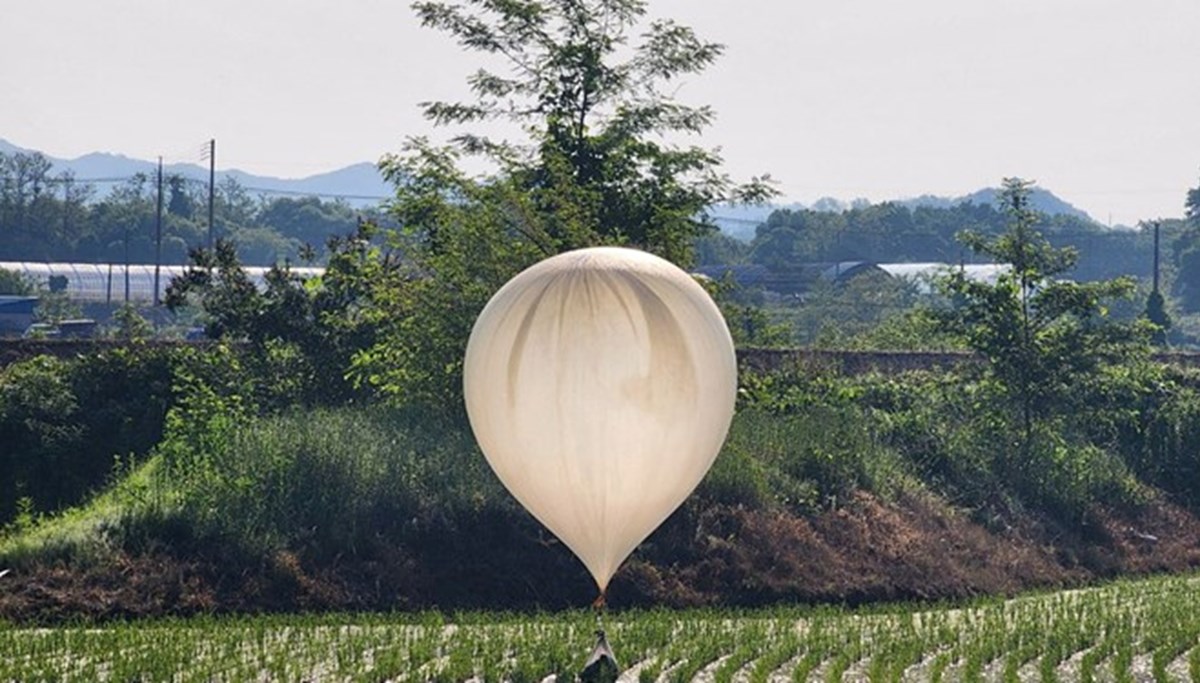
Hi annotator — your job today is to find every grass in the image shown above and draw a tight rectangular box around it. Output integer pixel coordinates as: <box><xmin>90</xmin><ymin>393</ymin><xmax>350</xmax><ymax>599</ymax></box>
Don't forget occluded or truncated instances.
<box><xmin>0</xmin><ymin>457</ymin><xmax>161</xmax><ymax>568</ymax></box>
<box><xmin>0</xmin><ymin>404</ymin><xmax>506</xmax><ymax>569</ymax></box>
<box><xmin>0</xmin><ymin>394</ymin><xmax>924</xmax><ymax>572</ymax></box>
<box><xmin>1</xmin><ymin>572</ymin><xmax>1198</xmax><ymax>681</ymax></box>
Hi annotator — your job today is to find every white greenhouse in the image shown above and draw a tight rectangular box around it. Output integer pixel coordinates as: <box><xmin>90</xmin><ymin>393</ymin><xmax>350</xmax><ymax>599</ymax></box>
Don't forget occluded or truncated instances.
<box><xmin>878</xmin><ymin>262</ymin><xmax>1010</xmax><ymax>293</ymax></box>
<box><xmin>0</xmin><ymin>262</ymin><xmax>325</xmax><ymax>304</ymax></box>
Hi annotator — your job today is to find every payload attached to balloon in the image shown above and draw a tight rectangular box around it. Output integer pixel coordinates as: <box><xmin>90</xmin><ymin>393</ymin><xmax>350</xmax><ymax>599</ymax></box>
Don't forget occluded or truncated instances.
<box><xmin>463</xmin><ymin>246</ymin><xmax>738</xmax><ymax>596</ymax></box>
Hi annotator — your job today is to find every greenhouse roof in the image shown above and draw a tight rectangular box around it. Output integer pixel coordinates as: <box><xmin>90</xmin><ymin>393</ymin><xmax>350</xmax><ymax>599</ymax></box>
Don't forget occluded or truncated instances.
<box><xmin>0</xmin><ymin>262</ymin><xmax>324</xmax><ymax>303</ymax></box>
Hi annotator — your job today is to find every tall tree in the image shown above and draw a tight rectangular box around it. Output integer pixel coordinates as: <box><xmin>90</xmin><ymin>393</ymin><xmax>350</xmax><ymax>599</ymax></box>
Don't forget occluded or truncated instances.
<box><xmin>166</xmin><ymin>174</ymin><xmax>196</xmax><ymax>218</ymax></box>
<box><xmin>386</xmin><ymin>0</ymin><xmax>773</xmax><ymax>266</ymax></box>
<box><xmin>0</xmin><ymin>151</ymin><xmax>57</xmax><ymax>258</ymax></box>
<box><xmin>357</xmin><ymin>0</ymin><xmax>773</xmax><ymax>406</ymax></box>
<box><xmin>1188</xmin><ymin>173</ymin><xmax>1200</xmax><ymax>225</ymax></box>
<box><xmin>940</xmin><ymin>178</ymin><xmax>1144</xmax><ymax>464</ymax></box>
<box><xmin>1144</xmin><ymin>288</ymin><xmax>1171</xmax><ymax>345</ymax></box>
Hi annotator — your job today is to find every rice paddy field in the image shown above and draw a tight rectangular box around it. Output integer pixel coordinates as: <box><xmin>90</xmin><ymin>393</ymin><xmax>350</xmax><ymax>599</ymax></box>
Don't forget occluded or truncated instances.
<box><xmin>2</xmin><ymin>573</ymin><xmax>1199</xmax><ymax>682</ymax></box>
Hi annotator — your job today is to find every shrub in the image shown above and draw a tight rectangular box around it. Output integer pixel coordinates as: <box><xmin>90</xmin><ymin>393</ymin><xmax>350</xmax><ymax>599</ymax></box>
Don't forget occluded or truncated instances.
<box><xmin>0</xmin><ymin>344</ymin><xmax>250</xmax><ymax>524</ymax></box>
<box><xmin>141</xmin><ymin>398</ymin><xmax>504</xmax><ymax>561</ymax></box>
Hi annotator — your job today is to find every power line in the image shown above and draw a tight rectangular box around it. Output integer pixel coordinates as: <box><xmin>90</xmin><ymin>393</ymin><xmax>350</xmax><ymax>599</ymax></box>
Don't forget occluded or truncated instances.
<box><xmin>45</xmin><ymin>173</ymin><xmax>391</xmax><ymax>203</ymax></box>
<box><xmin>45</xmin><ymin>176</ymin><xmax>138</xmax><ymax>184</ymax></box>
<box><xmin>237</xmin><ymin>186</ymin><xmax>391</xmax><ymax>201</ymax></box>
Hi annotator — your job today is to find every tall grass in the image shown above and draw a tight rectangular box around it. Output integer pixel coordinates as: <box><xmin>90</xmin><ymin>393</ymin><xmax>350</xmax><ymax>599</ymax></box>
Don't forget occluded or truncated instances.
<box><xmin>0</xmin><ymin>402</ymin><xmax>508</xmax><ymax>570</ymax></box>
<box><xmin>704</xmin><ymin>406</ymin><xmax>914</xmax><ymax>512</ymax></box>
<box><xmin>148</xmin><ymin>403</ymin><xmax>503</xmax><ymax>559</ymax></box>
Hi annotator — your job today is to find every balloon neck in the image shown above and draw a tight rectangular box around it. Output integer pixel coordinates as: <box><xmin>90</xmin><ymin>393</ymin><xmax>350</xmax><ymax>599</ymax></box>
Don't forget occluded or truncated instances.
<box><xmin>591</xmin><ymin>591</ymin><xmax>607</xmax><ymax>611</ymax></box>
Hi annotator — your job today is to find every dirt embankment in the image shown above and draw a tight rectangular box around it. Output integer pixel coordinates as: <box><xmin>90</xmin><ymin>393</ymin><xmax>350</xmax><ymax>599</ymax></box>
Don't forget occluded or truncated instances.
<box><xmin>3</xmin><ymin>491</ymin><xmax>1199</xmax><ymax>622</ymax></box>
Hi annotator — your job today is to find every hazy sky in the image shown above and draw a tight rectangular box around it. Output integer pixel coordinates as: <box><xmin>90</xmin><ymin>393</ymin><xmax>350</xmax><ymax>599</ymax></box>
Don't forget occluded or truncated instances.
<box><xmin>2</xmin><ymin>0</ymin><xmax>1197</xmax><ymax>226</ymax></box>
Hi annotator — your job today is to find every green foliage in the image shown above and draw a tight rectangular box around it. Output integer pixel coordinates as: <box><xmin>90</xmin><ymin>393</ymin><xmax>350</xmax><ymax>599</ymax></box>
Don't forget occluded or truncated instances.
<box><xmin>149</xmin><ymin>403</ymin><xmax>501</xmax><ymax>560</ymax></box>
<box><xmin>351</xmin><ymin>154</ymin><xmax>546</xmax><ymax>406</ymax></box>
<box><xmin>695</xmin><ymin>230</ymin><xmax>749</xmax><ymax>266</ymax></box>
<box><xmin>1105</xmin><ymin>363</ymin><xmax>1200</xmax><ymax>508</ymax></box>
<box><xmin>0</xmin><ymin>150</ymin><xmax>360</xmax><ymax>265</ymax></box>
<box><xmin>733</xmin><ymin>361</ymin><xmax>1159</xmax><ymax>519</ymax></box>
<box><xmin>793</xmin><ymin>271</ymin><xmax>927</xmax><ymax>347</ymax></box>
<box><xmin>0</xmin><ymin>345</ymin><xmax>280</xmax><ymax>526</ymax></box>
<box><xmin>1187</xmin><ymin>174</ymin><xmax>1200</xmax><ymax>225</ymax></box>
<box><xmin>402</xmin><ymin>0</ymin><xmax>773</xmax><ymax>265</ymax></box>
<box><xmin>9</xmin><ymin>349</ymin><xmax>1200</xmax><ymax>608</ymax></box>
<box><xmin>166</xmin><ymin>235</ymin><xmax>376</xmax><ymax>406</ymax></box>
<box><xmin>1173</xmin><ymin>245</ymin><xmax>1200</xmax><ymax>313</ymax></box>
<box><xmin>256</xmin><ymin>196</ymin><xmax>358</xmax><ymax>254</ymax></box>
<box><xmin>745</xmin><ymin>198</ymin><xmax>1140</xmax><ymax>282</ymax></box>
<box><xmin>354</xmin><ymin>0</ymin><xmax>772</xmax><ymax>407</ymax></box>
<box><xmin>166</xmin><ymin>239</ymin><xmax>263</xmax><ymax>339</ymax></box>
<box><xmin>720</xmin><ymin>301</ymin><xmax>795</xmax><ymax>349</ymax></box>
<box><xmin>840</xmin><ymin>307</ymin><xmax>963</xmax><ymax>351</ymax></box>
<box><xmin>110</xmin><ymin>302</ymin><xmax>152</xmax><ymax>339</ymax></box>
<box><xmin>0</xmin><ymin>357</ymin><xmax>80</xmax><ymax>519</ymax></box>
<box><xmin>708</xmin><ymin>405</ymin><xmax>911</xmax><ymax>512</ymax></box>
<box><xmin>32</xmin><ymin>291</ymin><xmax>81</xmax><ymax>324</ymax></box>
<box><xmin>0</xmin><ymin>268</ymin><xmax>33</xmax><ymax>295</ymax></box>
<box><xmin>1144</xmin><ymin>289</ymin><xmax>1171</xmax><ymax>345</ymax></box>
<box><xmin>938</xmin><ymin>178</ymin><xmax>1146</xmax><ymax>465</ymax></box>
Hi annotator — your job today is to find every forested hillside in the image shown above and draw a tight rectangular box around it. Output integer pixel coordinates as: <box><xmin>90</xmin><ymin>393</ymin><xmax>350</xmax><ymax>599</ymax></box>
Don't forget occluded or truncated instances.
<box><xmin>703</xmin><ymin>200</ymin><xmax>1176</xmax><ymax>284</ymax></box>
<box><xmin>0</xmin><ymin>150</ymin><xmax>364</xmax><ymax>266</ymax></box>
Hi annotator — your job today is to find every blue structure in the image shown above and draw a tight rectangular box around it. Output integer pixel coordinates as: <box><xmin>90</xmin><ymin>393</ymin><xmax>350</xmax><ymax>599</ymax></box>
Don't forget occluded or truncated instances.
<box><xmin>0</xmin><ymin>296</ymin><xmax>37</xmax><ymax>336</ymax></box>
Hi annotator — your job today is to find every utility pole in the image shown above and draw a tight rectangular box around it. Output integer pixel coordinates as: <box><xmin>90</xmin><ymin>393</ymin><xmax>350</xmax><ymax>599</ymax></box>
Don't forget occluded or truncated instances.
<box><xmin>207</xmin><ymin>138</ymin><xmax>216</xmax><ymax>249</ymax></box>
<box><xmin>123</xmin><ymin>223</ymin><xmax>130</xmax><ymax>303</ymax></box>
<box><xmin>1151</xmin><ymin>220</ymin><xmax>1161</xmax><ymax>294</ymax></box>
<box><xmin>61</xmin><ymin>176</ymin><xmax>71</xmax><ymax>237</ymax></box>
<box><xmin>154</xmin><ymin>156</ymin><xmax>164</xmax><ymax>306</ymax></box>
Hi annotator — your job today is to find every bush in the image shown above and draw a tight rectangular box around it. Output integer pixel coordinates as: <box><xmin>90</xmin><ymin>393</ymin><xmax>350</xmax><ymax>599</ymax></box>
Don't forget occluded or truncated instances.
<box><xmin>734</xmin><ymin>364</ymin><xmax>1152</xmax><ymax>520</ymax></box>
<box><xmin>0</xmin><ymin>344</ymin><xmax>251</xmax><ymax>524</ymax></box>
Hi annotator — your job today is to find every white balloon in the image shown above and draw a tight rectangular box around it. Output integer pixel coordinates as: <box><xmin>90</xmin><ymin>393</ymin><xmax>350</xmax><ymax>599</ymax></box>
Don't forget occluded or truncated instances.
<box><xmin>463</xmin><ymin>247</ymin><xmax>737</xmax><ymax>592</ymax></box>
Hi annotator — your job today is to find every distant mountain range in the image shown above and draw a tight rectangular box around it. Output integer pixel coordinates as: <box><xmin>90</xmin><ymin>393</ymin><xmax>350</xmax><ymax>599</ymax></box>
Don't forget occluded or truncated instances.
<box><xmin>0</xmin><ymin>138</ymin><xmax>392</xmax><ymax>207</ymax></box>
<box><xmin>2</xmin><ymin>137</ymin><xmax>1099</xmax><ymax>236</ymax></box>
<box><xmin>710</xmin><ymin>189</ymin><xmax>1099</xmax><ymax>241</ymax></box>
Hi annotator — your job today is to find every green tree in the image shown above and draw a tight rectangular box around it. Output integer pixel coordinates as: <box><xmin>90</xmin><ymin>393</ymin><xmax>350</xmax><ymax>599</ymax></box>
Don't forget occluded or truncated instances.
<box><xmin>1172</xmin><ymin>177</ymin><xmax>1200</xmax><ymax>313</ymax></box>
<box><xmin>798</xmin><ymin>270</ymin><xmax>924</xmax><ymax>347</ymax></box>
<box><xmin>215</xmin><ymin>176</ymin><xmax>258</xmax><ymax>233</ymax></box>
<box><xmin>1143</xmin><ymin>289</ymin><xmax>1171</xmax><ymax>346</ymax></box>
<box><xmin>721</xmin><ymin>301</ymin><xmax>794</xmax><ymax>348</ymax></box>
<box><xmin>358</xmin><ymin>0</ymin><xmax>773</xmax><ymax>406</ymax></box>
<box><xmin>166</xmin><ymin>174</ymin><xmax>196</xmax><ymax>218</ymax></box>
<box><xmin>391</xmin><ymin>0</ymin><xmax>774</xmax><ymax>264</ymax></box>
<box><xmin>940</xmin><ymin>178</ymin><xmax>1144</xmax><ymax>461</ymax></box>
<box><xmin>0</xmin><ymin>151</ymin><xmax>76</xmax><ymax>260</ymax></box>
<box><xmin>166</xmin><ymin>233</ymin><xmax>384</xmax><ymax>406</ymax></box>
<box><xmin>33</xmin><ymin>291</ymin><xmax>82</xmax><ymax>324</ymax></box>
<box><xmin>0</xmin><ymin>268</ymin><xmax>33</xmax><ymax>295</ymax></box>
<box><xmin>256</xmin><ymin>196</ymin><xmax>358</xmax><ymax>254</ymax></box>
<box><xmin>1187</xmin><ymin>173</ymin><xmax>1199</xmax><ymax>225</ymax></box>
<box><xmin>1174</xmin><ymin>246</ymin><xmax>1200</xmax><ymax>312</ymax></box>
<box><xmin>85</xmin><ymin>174</ymin><xmax>157</xmax><ymax>264</ymax></box>
<box><xmin>111</xmin><ymin>302</ymin><xmax>153</xmax><ymax>339</ymax></box>
<box><xmin>166</xmin><ymin>239</ymin><xmax>260</xmax><ymax>340</ymax></box>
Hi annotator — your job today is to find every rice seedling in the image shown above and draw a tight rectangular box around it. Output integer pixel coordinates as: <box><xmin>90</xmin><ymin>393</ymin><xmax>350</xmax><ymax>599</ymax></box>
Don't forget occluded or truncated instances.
<box><xmin>2</xmin><ymin>572</ymin><xmax>1199</xmax><ymax>682</ymax></box>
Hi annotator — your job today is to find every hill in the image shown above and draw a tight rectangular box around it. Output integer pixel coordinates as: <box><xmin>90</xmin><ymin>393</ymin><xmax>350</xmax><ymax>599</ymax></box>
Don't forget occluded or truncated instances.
<box><xmin>710</xmin><ymin>187</ymin><xmax>1099</xmax><ymax>241</ymax></box>
<box><xmin>901</xmin><ymin>186</ymin><xmax>1095</xmax><ymax>222</ymax></box>
<box><xmin>5</xmin><ymin>138</ymin><xmax>1100</xmax><ymax>229</ymax></box>
<box><xmin>0</xmin><ymin>138</ymin><xmax>392</xmax><ymax>208</ymax></box>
